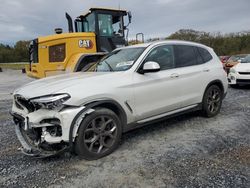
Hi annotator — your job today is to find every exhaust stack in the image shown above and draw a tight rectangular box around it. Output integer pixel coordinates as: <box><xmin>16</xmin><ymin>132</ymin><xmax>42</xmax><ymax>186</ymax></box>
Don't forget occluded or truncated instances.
<box><xmin>65</xmin><ymin>12</ymin><xmax>74</xmax><ymax>33</ymax></box>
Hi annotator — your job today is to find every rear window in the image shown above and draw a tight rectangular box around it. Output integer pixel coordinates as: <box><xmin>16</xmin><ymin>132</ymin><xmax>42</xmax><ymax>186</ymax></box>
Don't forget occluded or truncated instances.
<box><xmin>197</xmin><ymin>47</ymin><xmax>213</xmax><ymax>63</ymax></box>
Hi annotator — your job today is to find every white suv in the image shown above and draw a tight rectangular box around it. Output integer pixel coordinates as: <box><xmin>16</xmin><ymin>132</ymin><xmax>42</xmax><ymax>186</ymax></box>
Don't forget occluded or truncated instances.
<box><xmin>228</xmin><ymin>54</ymin><xmax>250</xmax><ymax>86</ymax></box>
<box><xmin>11</xmin><ymin>41</ymin><xmax>228</xmax><ymax>159</ymax></box>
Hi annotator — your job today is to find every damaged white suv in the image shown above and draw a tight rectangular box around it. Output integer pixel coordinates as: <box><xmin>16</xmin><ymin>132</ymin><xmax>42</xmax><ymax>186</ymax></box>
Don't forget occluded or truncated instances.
<box><xmin>11</xmin><ymin>41</ymin><xmax>228</xmax><ymax>160</ymax></box>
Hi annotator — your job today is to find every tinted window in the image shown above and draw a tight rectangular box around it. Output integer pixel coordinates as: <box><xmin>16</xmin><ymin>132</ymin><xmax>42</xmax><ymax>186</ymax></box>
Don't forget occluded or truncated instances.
<box><xmin>144</xmin><ymin>45</ymin><xmax>175</xmax><ymax>70</ymax></box>
<box><xmin>194</xmin><ymin>47</ymin><xmax>204</xmax><ymax>64</ymax></box>
<box><xmin>197</xmin><ymin>47</ymin><xmax>213</xmax><ymax>63</ymax></box>
<box><xmin>174</xmin><ymin>45</ymin><xmax>197</xmax><ymax>68</ymax></box>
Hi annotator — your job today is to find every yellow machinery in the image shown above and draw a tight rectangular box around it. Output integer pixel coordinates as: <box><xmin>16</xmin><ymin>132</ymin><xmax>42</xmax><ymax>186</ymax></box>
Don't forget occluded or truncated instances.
<box><xmin>27</xmin><ymin>8</ymin><xmax>132</xmax><ymax>78</ymax></box>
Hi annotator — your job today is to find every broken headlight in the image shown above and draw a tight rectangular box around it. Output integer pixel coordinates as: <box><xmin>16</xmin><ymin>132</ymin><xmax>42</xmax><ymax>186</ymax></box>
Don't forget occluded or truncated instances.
<box><xmin>30</xmin><ymin>93</ymin><xmax>70</xmax><ymax>110</ymax></box>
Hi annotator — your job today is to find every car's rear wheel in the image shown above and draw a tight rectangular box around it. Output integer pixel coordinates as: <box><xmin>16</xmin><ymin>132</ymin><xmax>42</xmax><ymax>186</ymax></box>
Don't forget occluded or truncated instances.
<box><xmin>202</xmin><ymin>85</ymin><xmax>222</xmax><ymax>117</ymax></box>
<box><xmin>75</xmin><ymin>108</ymin><xmax>122</xmax><ymax>160</ymax></box>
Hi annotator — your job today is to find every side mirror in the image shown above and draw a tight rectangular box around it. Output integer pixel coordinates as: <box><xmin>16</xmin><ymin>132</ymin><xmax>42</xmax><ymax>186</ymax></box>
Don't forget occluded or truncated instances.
<box><xmin>141</xmin><ymin>61</ymin><xmax>160</xmax><ymax>73</ymax></box>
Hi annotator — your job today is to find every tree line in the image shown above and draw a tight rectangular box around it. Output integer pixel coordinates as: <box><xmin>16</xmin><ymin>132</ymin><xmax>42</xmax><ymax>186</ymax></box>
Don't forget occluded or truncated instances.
<box><xmin>0</xmin><ymin>41</ymin><xmax>29</xmax><ymax>63</ymax></box>
<box><xmin>166</xmin><ymin>29</ymin><xmax>250</xmax><ymax>56</ymax></box>
<box><xmin>1</xmin><ymin>29</ymin><xmax>250</xmax><ymax>63</ymax></box>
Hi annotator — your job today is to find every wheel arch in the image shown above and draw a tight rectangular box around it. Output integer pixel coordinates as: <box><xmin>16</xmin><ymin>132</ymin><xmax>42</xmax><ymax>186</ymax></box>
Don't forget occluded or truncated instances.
<box><xmin>69</xmin><ymin>99</ymin><xmax>127</xmax><ymax>150</ymax></box>
<box><xmin>203</xmin><ymin>79</ymin><xmax>225</xmax><ymax>101</ymax></box>
<box><xmin>86</xmin><ymin>100</ymin><xmax>128</xmax><ymax>126</ymax></box>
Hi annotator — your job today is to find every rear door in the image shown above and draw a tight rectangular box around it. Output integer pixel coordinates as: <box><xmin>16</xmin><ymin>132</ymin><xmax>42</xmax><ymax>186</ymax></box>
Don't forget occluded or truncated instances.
<box><xmin>173</xmin><ymin>45</ymin><xmax>212</xmax><ymax>106</ymax></box>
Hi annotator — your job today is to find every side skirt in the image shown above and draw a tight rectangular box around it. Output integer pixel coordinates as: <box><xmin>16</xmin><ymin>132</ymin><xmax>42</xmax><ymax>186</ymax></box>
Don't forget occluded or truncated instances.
<box><xmin>123</xmin><ymin>103</ymin><xmax>202</xmax><ymax>133</ymax></box>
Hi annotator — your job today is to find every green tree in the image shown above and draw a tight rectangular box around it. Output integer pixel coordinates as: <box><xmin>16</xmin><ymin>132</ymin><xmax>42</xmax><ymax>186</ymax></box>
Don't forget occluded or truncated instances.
<box><xmin>0</xmin><ymin>40</ymin><xmax>30</xmax><ymax>63</ymax></box>
<box><xmin>166</xmin><ymin>29</ymin><xmax>250</xmax><ymax>55</ymax></box>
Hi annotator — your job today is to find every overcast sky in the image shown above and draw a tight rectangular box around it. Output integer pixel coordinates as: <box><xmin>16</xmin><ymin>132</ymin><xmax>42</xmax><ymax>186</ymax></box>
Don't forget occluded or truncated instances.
<box><xmin>0</xmin><ymin>0</ymin><xmax>250</xmax><ymax>44</ymax></box>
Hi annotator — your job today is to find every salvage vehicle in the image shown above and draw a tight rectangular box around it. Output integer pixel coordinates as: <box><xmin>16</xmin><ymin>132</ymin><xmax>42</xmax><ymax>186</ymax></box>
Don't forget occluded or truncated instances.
<box><xmin>11</xmin><ymin>40</ymin><xmax>228</xmax><ymax>160</ymax></box>
<box><xmin>224</xmin><ymin>54</ymin><xmax>247</xmax><ymax>73</ymax></box>
<box><xmin>27</xmin><ymin>8</ymin><xmax>132</xmax><ymax>78</ymax></box>
<box><xmin>228</xmin><ymin>54</ymin><xmax>250</xmax><ymax>86</ymax></box>
<box><xmin>219</xmin><ymin>55</ymin><xmax>230</xmax><ymax>64</ymax></box>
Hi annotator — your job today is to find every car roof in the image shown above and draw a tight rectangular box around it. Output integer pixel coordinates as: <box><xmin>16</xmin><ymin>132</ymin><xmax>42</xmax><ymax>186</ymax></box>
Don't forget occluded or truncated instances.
<box><xmin>118</xmin><ymin>40</ymin><xmax>212</xmax><ymax>50</ymax></box>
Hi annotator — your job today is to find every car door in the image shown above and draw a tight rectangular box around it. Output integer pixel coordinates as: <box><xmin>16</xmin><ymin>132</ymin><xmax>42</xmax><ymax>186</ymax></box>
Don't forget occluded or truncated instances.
<box><xmin>132</xmin><ymin>45</ymin><xmax>183</xmax><ymax>121</ymax></box>
<box><xmin>173</xmin><ymin>45</ymin><xmax>213</xmax><ymax>107</ymax></box>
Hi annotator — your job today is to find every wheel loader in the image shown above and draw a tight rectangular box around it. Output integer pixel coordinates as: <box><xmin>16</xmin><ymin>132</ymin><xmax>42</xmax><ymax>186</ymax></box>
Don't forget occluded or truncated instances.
<box><xmin>27</xmin><ymin>8</ymin><xmax>132</xmax><ymax>78</ymax></box>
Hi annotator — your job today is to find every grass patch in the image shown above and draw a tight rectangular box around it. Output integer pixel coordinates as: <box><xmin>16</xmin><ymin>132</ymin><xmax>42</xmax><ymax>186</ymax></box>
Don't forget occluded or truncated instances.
<box><xmin>0</xmin><ymin>62</ymin><xmax>28</xmax><ymax>70</ymax></box>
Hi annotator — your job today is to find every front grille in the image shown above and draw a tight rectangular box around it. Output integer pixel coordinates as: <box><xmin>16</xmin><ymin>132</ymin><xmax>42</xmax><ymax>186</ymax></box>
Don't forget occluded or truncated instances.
<box><xmin>238</xmin><ymin>72</ymin><xmax>250</xmax><ymax>75</ymax></box>
<box><xmin>14</xmin><ymin>95</ymin><xmax>35</xmax><ymax>112</ymax></box>
<box><xmin>49</xmin><ymin>43</ymin><xmax>65</xmax><ymax>62</ymax></box>
<box><xmin>237</xmin><ymin>79</ymin><xmax>250</xmax><ymax>83</ymax></box>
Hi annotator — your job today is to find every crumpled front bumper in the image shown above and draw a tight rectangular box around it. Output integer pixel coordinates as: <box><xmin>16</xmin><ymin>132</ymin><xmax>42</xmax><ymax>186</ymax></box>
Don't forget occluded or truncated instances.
<box><xmin>10</xmin><ymin>105</ymin><xmax>87</xmax><ymax>158</ymax></box>
<box><xmin>11</xmin><ymin>112</ymin><xmax>68</xmax><ymax>158</ymax></box>
<box><xmin>15</xmin><ymin>119</ymin><xmax>68</xmax><ymax>158</ymax></box>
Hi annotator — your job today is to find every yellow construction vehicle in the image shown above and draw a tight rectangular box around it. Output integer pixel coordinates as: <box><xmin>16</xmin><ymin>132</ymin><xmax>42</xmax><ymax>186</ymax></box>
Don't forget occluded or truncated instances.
<box><xmin>27</xmin><ymin>8</ymin><xmax>132</xmax><ymax>78</ymax></box>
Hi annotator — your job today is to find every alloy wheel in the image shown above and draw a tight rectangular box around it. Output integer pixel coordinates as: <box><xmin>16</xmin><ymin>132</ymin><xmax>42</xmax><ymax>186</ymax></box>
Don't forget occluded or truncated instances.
<box><xmin>83</xmin><ymin>116</ymin><xmax>117</xmax><ymax>154</ymax></box>
<box><xmin>207</xmin><ymin>88</ymin><xmax>221</xmax><ymax>113</ymax></box>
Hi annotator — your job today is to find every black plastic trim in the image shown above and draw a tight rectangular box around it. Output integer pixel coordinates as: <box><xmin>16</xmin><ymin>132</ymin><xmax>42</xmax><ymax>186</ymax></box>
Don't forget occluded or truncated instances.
<box><xmin>124</xmin><ymin>104</ymin><xmax>202</xmax><ymax>133</ymax></box>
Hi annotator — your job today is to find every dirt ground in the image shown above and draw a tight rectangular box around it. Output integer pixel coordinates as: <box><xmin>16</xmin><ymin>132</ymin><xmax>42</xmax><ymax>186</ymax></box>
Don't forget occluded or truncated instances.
<box><xmin>0</xmin><ymin>70</ymin><xmax>249</xmax><ymax>188</ymax></box>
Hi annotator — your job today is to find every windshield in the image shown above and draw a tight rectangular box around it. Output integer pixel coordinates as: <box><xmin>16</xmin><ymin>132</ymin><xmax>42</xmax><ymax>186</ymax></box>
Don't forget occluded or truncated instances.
<box><xmin>91</xmin><ymin>47</ymin><xmax>145</xmax><ymax>72</ymax></box>
<box><xmin>228</xmin><ymin>55</ymin><xmax>247</xmax><ymax>62</ymax></box>
<box><xmin>241</xmin><ymin>55</ymin><xmax>250</xmax><ymax>63</ymax></box>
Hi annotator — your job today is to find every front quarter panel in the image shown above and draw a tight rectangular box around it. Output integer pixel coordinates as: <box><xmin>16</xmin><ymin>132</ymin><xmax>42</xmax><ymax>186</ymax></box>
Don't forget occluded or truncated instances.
<box><xmin>62</xmin><ymin>72</ymin><xmax>135</xmax><ymax>124</ymax></box>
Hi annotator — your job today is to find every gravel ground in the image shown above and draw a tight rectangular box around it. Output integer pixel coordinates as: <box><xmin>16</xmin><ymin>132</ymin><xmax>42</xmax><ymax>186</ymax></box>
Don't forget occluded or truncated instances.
<box><xmin>0</xmin><ymin>69</ymin><xmax>33</xmax><ymax>100</ymax></box>
<box><xmin>0</xmin><ymin>70</ymin><xmax>249</xmax><ymax>188</ymax></box>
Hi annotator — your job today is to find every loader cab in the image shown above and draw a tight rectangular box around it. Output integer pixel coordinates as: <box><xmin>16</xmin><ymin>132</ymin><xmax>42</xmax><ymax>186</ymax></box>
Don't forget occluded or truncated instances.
<box><xmin>26</xmin><ymin>8</ymin><xmax>132</xmax><ymax>79</ymax></box>
<box><xmin>74</xmin><ymin>8</ymin><xmax>130</xmax><ymax>52</ymax></box>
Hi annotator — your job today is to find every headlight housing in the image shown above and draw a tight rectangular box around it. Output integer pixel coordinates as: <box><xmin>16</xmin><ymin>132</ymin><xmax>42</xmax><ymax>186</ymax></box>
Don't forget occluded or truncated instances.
<box><xmin>230</xmin><ymin>68</ymin><xmax>237</xmax><ymax>74</ymax></box>
<box><xmin>30</xmin><ymin>93</ymin><xmax>70</xmax><ymax>110</ymax></box>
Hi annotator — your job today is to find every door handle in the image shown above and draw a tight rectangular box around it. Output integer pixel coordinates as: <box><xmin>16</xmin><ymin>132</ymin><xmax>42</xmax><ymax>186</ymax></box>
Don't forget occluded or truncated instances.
<box><xmin>170</xmin><ymin>73</ymin><xmax>179</xmax><ymax>78</ymax></box>
<box><xmin>203</xmin><ymin>68</ymin><xmax>210</xmax><ymax>72</ymax></box>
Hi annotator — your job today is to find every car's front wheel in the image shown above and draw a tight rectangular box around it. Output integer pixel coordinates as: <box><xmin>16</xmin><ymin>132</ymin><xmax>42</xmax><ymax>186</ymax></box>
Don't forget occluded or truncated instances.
<box><xmin>75</xmin><ymin>108</ymin><xmax>122</xmax><ymax>160</ymax></box>
<box><xmin>202</xmin><ymin>85</ymin><xmax>223</xmax><ymax>117</ymax></box>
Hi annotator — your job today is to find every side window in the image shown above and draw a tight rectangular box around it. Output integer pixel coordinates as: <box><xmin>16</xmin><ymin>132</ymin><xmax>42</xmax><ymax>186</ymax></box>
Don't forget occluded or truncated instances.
<box><xmin>174</xmin><ymin>45</ymin><xmax>197</xmax><ymax>68</ymax></box>
<box><xmin>197</xmin><ymin>47</ymin><xmax>213</xmax><ymax>63</ymax></box>
<box><xmin>144</xmin><ymin>45</ymin><xmax>175</xmax><ymax>70</ymax></box>
<box><xmin>85</xmin><ymin>13</ymin><xmax>95</xmax><ymax>32</ymax></box>
<box><xmin>98</xmin><ymin>14</ymin><xmax>113</xmax><ymax>37</ymax></box>
<box><xmin>194</xmin><ymin>47</ymin><xmax>204</xmax><ymax>64</ymax></box>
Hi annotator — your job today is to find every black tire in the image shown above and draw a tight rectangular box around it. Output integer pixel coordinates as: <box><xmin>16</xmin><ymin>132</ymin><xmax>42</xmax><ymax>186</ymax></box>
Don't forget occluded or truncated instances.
<box><xmin>202</xmin><ymin>85</ymin><xmax>223</xmax><ymax>118</ymax></box>
<box><xmin>75</xmin><ymin>108</ymin><xmax>122</xmax><ymax>160</ymax></box>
